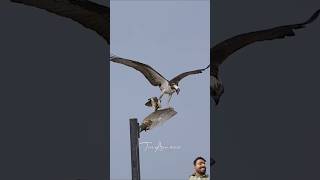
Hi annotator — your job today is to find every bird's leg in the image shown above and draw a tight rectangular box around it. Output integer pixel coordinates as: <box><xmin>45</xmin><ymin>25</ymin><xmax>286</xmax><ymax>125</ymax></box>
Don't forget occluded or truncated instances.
<box><xmin>159</xmin><ymin>91</ymin><xmax>165</xmax><ymax>101</ymax></box>
<box><xmin>167</xmin><ymin>94</ymin><xmax>172</xmax><ymax>106</ymax></box>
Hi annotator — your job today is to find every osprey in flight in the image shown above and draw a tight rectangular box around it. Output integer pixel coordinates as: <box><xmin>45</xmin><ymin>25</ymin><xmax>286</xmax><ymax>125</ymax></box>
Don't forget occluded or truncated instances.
<box><xmin>110</xmin><ymin>55</ymin><xmax>209</xmax><ymax>104</ymax></box>
<box><xmin>211</xmin><ymin>9</ymin><xmax>320</xmax><ymax>105</ymax></box>
<box><xmin>12</xmin><ymin>0</ymin><xmax>209</xmax><ymax>105</ymax></box>
<box><xmin>11</xmin><ymin>0</ymin><xmax>110</xmax><ymax>44</ymax></box>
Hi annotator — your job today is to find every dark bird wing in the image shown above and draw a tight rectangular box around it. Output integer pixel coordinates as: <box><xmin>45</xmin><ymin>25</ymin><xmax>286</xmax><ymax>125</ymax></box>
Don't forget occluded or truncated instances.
<box><xmin>169</xmin><ymin>65</ymin><xmax>209</xmax><ymax>85</ymax></box>
<box><xmin>210</xmin><ymin>9</ymin><xmax>319</xmax><ymax>106</ymax></box>
<box><xmin>211</xmin><ymin>9</ymin><xmax>320</xmax><ymax>66</ymax></box>
<box><xmin>11</xmin><ymin>0</ymin><xmax>109</xmax><ymax>43</ymax></box>
<box><xmin>110</xmin><ymin>55</ymin><xmax>168</xmax><ymax>87</ymax></box>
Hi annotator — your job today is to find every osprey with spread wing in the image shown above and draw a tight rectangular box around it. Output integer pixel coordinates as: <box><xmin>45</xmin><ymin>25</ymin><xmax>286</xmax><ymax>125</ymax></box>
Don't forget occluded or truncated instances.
<box><xmin>110</xmin><ymin>55</ymin><xmax>209</xmax><ymax>106</ymax></box>
<box><xmin>211</xmin><ymin>9</ymin><xmax>320</xmax><ymax>105</ymax></box>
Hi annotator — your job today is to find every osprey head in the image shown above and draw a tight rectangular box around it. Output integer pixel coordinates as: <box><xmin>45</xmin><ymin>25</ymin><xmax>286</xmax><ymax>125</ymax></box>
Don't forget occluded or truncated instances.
<box><xmin>145</xmin><ymin>98</ymin><xmax>152</xmax><ymax>107</ymax></box>
<box><xmin>171</xmin><ymin>83</ymin><xmax>180</xmax><ymax>95</ymax></box>
<box><xmin>145</xmin><ymin>97</ymin><xmax>161</xmax><ymax>111</ymax></box>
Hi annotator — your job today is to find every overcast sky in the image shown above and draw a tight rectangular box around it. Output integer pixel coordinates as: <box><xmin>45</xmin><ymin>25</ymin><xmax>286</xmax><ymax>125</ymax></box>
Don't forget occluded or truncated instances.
<box><xmin>110</xmin><ymin>1</ymin><xmax>210</xmax><ymax>179</ymax></box>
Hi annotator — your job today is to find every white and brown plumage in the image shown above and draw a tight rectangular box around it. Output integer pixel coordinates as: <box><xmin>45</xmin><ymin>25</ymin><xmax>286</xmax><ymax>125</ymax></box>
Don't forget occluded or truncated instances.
<box><xmin>11</xmin><ymin>0</ymin><xmax>109</xmax><ymax>44</ymax></box>
<box><xmin>110</xmin><ymin>55</ymin><xmax>209</xmax><ymax>105</ymax></box>
<box><xmin>211</xmin><ymin>9</ymin><xmax>320</xmax><ymax>105</ymax></box>
<box><xmin>145</xmin><ymin>97</ymin><xmax>161</xmax><ymax>111</ymax></box>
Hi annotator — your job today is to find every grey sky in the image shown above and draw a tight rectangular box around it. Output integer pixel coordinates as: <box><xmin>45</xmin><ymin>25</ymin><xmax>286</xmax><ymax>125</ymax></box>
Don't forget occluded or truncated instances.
<box><xmin>110</xmin><ymin>1</ymin><xmax>210</xmax><ymax>180</ymax></box>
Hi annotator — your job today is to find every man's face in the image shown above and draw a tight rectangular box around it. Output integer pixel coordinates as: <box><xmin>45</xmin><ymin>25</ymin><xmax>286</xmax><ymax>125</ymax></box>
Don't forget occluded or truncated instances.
<box><xmin>195</xmin><ymin>159</ymin><xmax>206</xmax><ymax>175</ymax></box>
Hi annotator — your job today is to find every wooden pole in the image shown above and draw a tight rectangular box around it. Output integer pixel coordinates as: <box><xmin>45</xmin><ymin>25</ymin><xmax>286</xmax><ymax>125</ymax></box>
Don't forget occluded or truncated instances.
<box><xmin>129</xmin><ymin>118</ymin><xmax>141</xmax><ymax>180</ymax></box>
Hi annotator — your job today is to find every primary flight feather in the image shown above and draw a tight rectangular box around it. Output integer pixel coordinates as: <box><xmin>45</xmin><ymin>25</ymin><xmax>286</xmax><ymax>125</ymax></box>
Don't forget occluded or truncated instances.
<box><xmin>110</xmin><ymin>55</ymin><xmax>209</xmax><ymax>104</ymax></box>
<box><xmin>11</xmin><ymin>0</ymin><xmax>110</xmax><ymax>43</ymax></box>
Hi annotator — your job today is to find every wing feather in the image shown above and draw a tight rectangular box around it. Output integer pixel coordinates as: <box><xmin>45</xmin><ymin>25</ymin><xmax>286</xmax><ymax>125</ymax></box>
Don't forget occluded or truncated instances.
<box><xmin>110</xmin><ymin>56</ymin><xmax>168</xmax><ymax>87</ymax></box>
<box><xmin>11</xmin><ymin>0</ymin><xmax>109</xmax><ymax>43</ymax></box>
<box><xmin>169</xmin><ymin>65</ymin><xmax>209</xmax><ymax>85</ymax></box>
<box><xmin>211</xmin><ymin>9</ymin><xmax>320</xmax><ymax>66</ymax></box>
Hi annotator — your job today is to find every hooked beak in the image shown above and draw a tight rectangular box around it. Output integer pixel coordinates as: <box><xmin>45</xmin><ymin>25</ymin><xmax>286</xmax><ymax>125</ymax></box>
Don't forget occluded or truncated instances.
<box><xmin>176</xmin><ymin>88</ymin><xmax>180</xmax><ymax>95</ymax></box>
<box><xmin>145</xmin><ymin>99</ymin><xmax>152</xmax><ymax>107</ymax></box>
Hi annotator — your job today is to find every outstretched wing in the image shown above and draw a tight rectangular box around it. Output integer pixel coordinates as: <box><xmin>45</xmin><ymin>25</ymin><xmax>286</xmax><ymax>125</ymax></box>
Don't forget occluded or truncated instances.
<box><xmin>11</xmin><ymin>0</ymin><xmax>109</xmax><ymax>43</ymax></box>
<box><xmin>212</xmin><ymin>9</ymin><xmax>320</xmax><ymax>66</ymax></box>
<box><xmin>169</xmin><ymin>65</ymin><xmax>209</xmax><ymax>85</ymax></box>
<box><xmin>110</xmin><ymin>55</ymin><xmax>168</xmax><ymax>87</ymax></box>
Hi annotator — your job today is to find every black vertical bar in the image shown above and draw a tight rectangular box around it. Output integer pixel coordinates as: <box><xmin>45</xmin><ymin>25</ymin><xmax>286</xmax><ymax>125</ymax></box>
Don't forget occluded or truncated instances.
<box><xmin>129</xmin><ymin>118</ymin><xmax>141</xmax><ymax>180</ymax></box>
